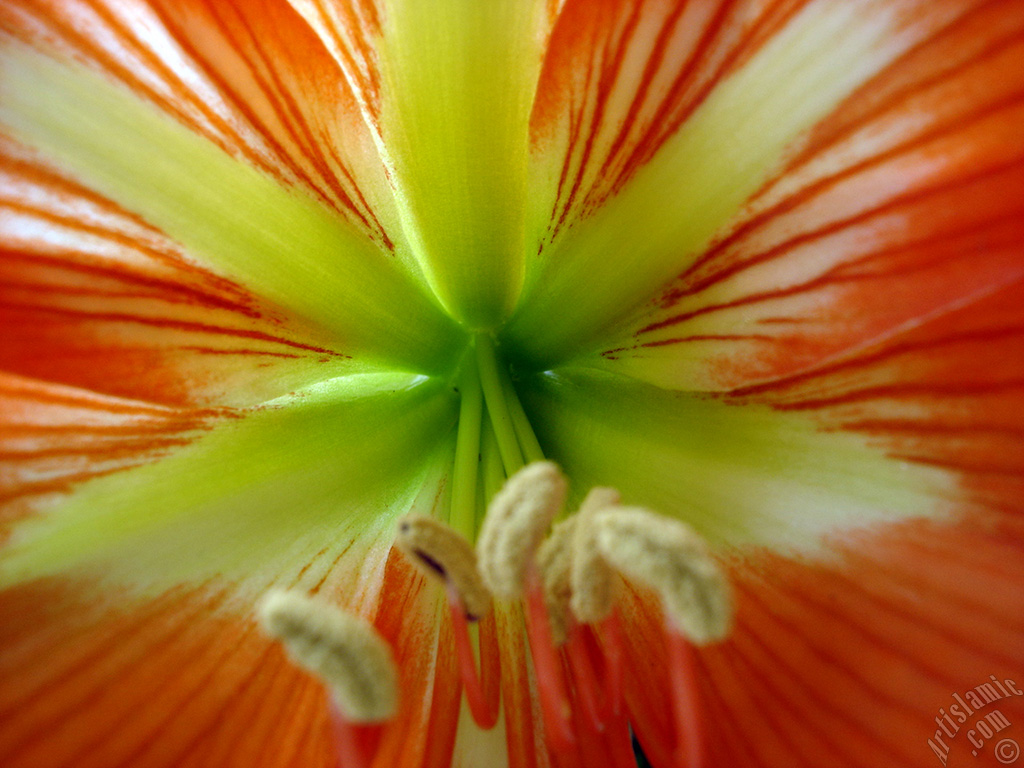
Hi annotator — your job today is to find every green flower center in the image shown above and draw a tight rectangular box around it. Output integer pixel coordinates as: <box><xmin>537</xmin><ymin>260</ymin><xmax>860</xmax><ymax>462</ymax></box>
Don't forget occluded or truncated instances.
<box><xmin>449</xmin><ymin>333</ymin><xmax>546</xmax><ymax>540</ymax></box>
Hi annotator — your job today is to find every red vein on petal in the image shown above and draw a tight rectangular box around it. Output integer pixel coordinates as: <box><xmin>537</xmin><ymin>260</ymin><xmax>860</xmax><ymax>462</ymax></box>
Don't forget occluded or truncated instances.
<box><xmin>731</xmin><ymin>592</ymin><xmax>912</xmax><ymax>765</ymax></box>
<box><xmin>661</xmin><ymin>104</ymin><xmax>1024</xmax><ymax>308</ymax></box>
<box><xmin>702</xmin><ymin>640</ymin><xmax>842</xmax><ymax>768</ymax></box>
<box><xmin>0</xmin><ymin>300</ymin><xmax>347</xmax><ymax>357</ymax></box>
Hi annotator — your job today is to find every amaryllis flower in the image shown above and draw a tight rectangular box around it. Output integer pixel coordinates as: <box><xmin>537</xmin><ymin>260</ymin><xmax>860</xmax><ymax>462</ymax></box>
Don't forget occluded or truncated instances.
<box><xmin>1</xmin><ymin>0</ymin><xmax>1022</xmax><ymax>767</ymax></box>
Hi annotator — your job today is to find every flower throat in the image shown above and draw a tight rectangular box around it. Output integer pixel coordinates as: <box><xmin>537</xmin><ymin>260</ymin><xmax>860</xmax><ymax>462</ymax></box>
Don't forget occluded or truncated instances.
<box><xmin>448</xmin><ymin>332</ymin><xmax>545</xmax><ymax>540</ymax></box>
<box><xmin>259</xmin><ymin>334</ymin><xmax>732</xmax><ymax>768</ymax></box>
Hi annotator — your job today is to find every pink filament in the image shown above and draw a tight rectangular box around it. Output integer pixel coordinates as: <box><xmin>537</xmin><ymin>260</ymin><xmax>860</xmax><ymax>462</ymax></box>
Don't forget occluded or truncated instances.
<box><xmin>447</xmin><ymin>586</ymin><xmax>499</xmax><ymax>729</ymax></box>
<box><xmin>605</xmin><ymin>707</ymin><xmax>643</xmax><ymax>768</ymax></box>
<box><xmin>666</xmin><ymin>624</ymin><xmax>703</xmax><ymax>768</ymax></box>
<box><xmin>599</xmin><ymin>609</ymin><xmax>626</xmax><ymax>717</ymax></box>
<box><xmin>328</xmin><ymin>699</ymin><xmax>379</xmax><ymax>768</ymax></box>
<box><xmin>566</xmin><ymin>625</ymin><xmax>607</xmax><ymax>732</ymax></box>
<box><xmin>524</xmin><ymin>569</ymin><xmax>575</xmax><ymax>752</ymax></box>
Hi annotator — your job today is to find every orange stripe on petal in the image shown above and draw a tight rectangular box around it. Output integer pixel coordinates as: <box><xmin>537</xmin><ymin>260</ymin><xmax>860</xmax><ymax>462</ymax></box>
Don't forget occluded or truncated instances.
<box><xmin>599</xmin><ymin>0</ymin><xmax>1024</xmax><ymax>392</ymax></box>
<box><xmin>0</xmin><ymin>135</ymin><xmax>352</xmax><ymax>408</ymax></box>
<box><xmin>1</xmin><ymin>0</ymin><xmax>397</xmax><ymax>248</ymax></box>
<box><xmin>0</xmin><ymin>372</ymin><xmax>228</xmax><ymax>522</ymax></box>
<box><xmin>728</xmin><ymin>276</ymin><xmax>1024</xmax><ymax>516</ymax></box>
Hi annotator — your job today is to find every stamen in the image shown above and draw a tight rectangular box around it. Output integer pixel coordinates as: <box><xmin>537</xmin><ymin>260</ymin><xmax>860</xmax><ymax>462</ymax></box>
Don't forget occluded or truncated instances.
<box><xmin>535</xmin><ymin>515</ymin><xmax>577</xmax><ymax>645</ymax></box>
<box><xmin>477</xmin><ymin>463</ymin><xmax>575</xmax><ymax>750</ymax></box>
<box><xmin>258</xmin><ymin>590</ymin><xmax>398</xmax><ymax>723</ymax></box>
<box><xmin>394</xmin><ymin>514</ymin><xmax>490</xmax><ymax>621</ymax></box>
<box><xmin>592</xmin><ymin>508</ymin><xmax>731</xmax><ymax>768</ymax></box>
<box><xmin>524</xmin><ymin>568</ymin><xmax>576</xmax><ymax>752</ymax></box>
<box><xmin>476</xmin><ymin>461</ymin><xmax>567</xmax><ymax>599</ymax></box>
<box><xmin>447</xmin><ymin>583</ymin><xmax>500</xmax><ymax>729</ymax></box>
<box><xmin>667</xmin><ymin>622</ymin><xmax>705</xmax><ymax>768</ymax></box>
<box><xmin>565</xmin><ymin>624</ymin><xmax>608</xmax><ymax>732</ymax></box>
<box><xmin>393</xmin><ymin>515</ymin><xmax>499</xmax><ymax>729</ymax></box>
<box><xmin>592</xmin><ymin>507</ymin><xmax>731</xmax><ymax>643</ymax></box>
<box><xmin>570</xmin><ymin>486</ymin><xmax>620</xmax><ymax>624</ymax></box>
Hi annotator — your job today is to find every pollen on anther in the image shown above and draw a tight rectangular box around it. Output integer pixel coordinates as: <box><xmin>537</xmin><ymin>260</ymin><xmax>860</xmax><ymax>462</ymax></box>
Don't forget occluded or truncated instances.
<box><xmin>477</xmin><ymin>461</ymin><xmax>567</xmax><ymax>599</ymax></box>
<box><xmin>258</xmin><ymin>590</ymin><xmax>398</xmax><ymax>722</ymax></box>
<box><xmin>593</xmin><ymin>507</ymin><xmax>732</xmax><ymax>644</ymax></box>
<box><xmin>394</xmin><ymin>514</ymin><xmax>491</xmax><ymax>620</ymax></box>
<box><xmin>570</xmin><ymin>486</ymin><xmax>620</xmax><ymax>624</ymax></box>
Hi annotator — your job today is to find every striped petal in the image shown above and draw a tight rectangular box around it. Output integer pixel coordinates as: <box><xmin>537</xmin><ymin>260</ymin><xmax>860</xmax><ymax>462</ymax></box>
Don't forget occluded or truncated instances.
<box><xmin>0</xmin><ymin>1</ymin><xmax>463</xmax><ymax>373</ymax></box>
<box><xmin>509</xmin><ymin>0</ymin><xmax>956</xmax><ymax>367</ymax></box>
<box><xmin>582</xmin><ymin>0</ymin><xmax>1024</xmax><ymax>391</ymax></box>
<box><xmin>0</xmin><ymin>462</ymin><xmax>461</xmax><ymax>768</ymax></box>
<box><xmin>0</xmin><ymin>371</ymin><xmax>227</xmax><ymax>526</ymax></box>
<box><xmin>617</xmin><ymin>518</ymin><xmax>1024</xmax><ymax>768</ymax></box>
<box><xmin>0</xmin><ymin>134</ymin><xmax>365</xmax><ymax>408</ymax></box>
<box><xmin>287</xmin><ymin>0</ymin><xmax>561</xmax><ymax>327</ymax></box>
<box><xmin>521</xmin><ymin>366</ymin><xmax>950</xmax><ymax>553</ymax></box>
<box><xmin>0</xmin><ymin>373</ymin><xmax>455</xmax><ymax>594</ymax></box>
<box><xmin>726</xmin><ymin>273</ymin><xmax>1024</xmax><ymax>525</ymax></box>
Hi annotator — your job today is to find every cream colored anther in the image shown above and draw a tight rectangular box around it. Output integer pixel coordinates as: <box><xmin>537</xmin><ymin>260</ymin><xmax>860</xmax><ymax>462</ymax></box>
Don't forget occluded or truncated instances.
<box><xmin>259</xmin><ymin>590</ymin><xmax>398</xmax><ymax>722</ymax></box>
<box><xmin>535</xmin><ymin>516</ymin><xmax>577</xmax><ymax>645</ymax></box>
<box><xmin>394</xmin><ymin>514</ymin><xmax>491</xmax><ymax>620</ymax></box>
<box><xmin>593</xmin><ymin>508</ymin><xmax>732</xmax><ymax>644</ymax></box>
<box><xmin>476</xmin><ymin>461</ymin><xmax>567</xmax><ymax>599</ymax></box>
<box><xmin>570</xmin><ymin>486</ymin><xmax>620</xmax><ymax>624</ymax></box>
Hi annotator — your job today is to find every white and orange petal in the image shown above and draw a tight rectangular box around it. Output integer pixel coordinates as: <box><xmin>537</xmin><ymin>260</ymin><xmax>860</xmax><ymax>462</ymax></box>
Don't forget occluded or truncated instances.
<box><xmin>0</xmin><ymin>2</ymin><xmax>463</xmax><ymax>374</ymax></box>
<box><xmin>1</xmin><ymin>0</ymin><xmax>402</xmax><ymax>254</ymax></box>
<box><xmin>0</xmin><ymin>133</ymin><xmax>366</xmax><ymax>409</ymax></box>
<box><xmin>583</xmin><ymin>0</ymin><xmax>1024</xmax><ymax>392</ymax></box>
<box><xmin>0</xmin><ymin>371</ymin><xmax>230</xmax><ymax>529</ymax></box>
<box><xmin>0</xmin><ymin>425</ymin><xmax>463</xmax><ymax>768</ymax></box>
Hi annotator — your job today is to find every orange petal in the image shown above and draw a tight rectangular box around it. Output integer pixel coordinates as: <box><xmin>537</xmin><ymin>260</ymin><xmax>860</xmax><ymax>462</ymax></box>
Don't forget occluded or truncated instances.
<box><xmin>729</xmin><ymin>274</ymin><xmax>1024</xmax><ymax>516</ymax></box>
<box><xmin>0</xmin><ymin>0</ymin><xmax>399</xmax><ymax>252</ymax></box>
<box><xmin>618</xmin><ymin>514</ymin><xmax>1024</xmax><ymax>768</ymax></box>
<box><xmin>0</xmin><ymin>522</ymin><xmax>468</xmax><ymax>768</ymax></box>
<box><xmin>0</xmin><ymin>132</ymin><xmax>355</xmax><ymax>409</ymax></box>
<box><xmin>370</xmin><ymin>548</ymin><xmax>461</xmax><ymax>768</ymax></box>
<box><xmin>0</xmin><ymin>577</ymin><xmax>337</xmax><ymax>768</ymax></box>
<box><xmin>0</xmin><ymin>371</ymin><xmax>228</xmax><ymax>525</ymax></box>
<box><xmin>595</xmin><ymin>0</ymin><xmax>1024</xmax><ymax>391</ymax></box>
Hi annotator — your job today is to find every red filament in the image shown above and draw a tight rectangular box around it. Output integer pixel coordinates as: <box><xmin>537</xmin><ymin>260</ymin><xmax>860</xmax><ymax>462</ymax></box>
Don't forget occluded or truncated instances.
<box><xmin>666</xmin><ymin>624</ymin><xmax>703</xmax><ymax>768</ymax></box>
<box><xmin>524</xmin><ymin>568</ymin><xmax>575</xmax><ymax>752</ymax></box>
<box><xmin>328</xmin><ymin>699</ymin><xmax>380</xmax><ymax>768</ymax></box>
<box><xmin>566</xmin><ymin>624</ymin><xmax>607</xmax><ymax>732</ymax></box>
<box><xmin>447</xmin><ymin>585</ymin><xmax>500</xmax><ymax>729</ymax></box>
<box><xmin>599</xmin><ymin>609</ymin><xmax>626</xmax><ymax>717</ymax></box>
